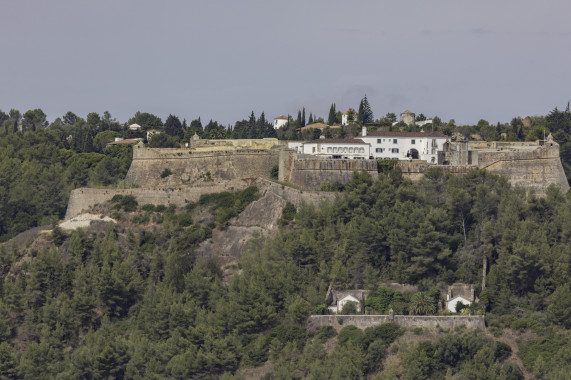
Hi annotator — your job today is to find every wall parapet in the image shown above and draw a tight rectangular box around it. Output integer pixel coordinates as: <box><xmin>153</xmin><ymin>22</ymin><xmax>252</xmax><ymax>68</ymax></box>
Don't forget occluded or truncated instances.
<box><xmin>306</xmin><ymin>315</ymin><xmax>485</xmax><ymax>333</ymax></box>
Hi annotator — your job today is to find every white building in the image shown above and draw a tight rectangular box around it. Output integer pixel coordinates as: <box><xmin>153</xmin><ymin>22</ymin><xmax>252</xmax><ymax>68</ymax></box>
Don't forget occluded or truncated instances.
<box><xmin>446</xmin><ymin>296</ymin><xmax>472</xmax><ymax>313</ymax></box>
<box><xmin>341</xmin><ymin>108</ymin><xmax>356</xmax><ymax>126</ymax></box>
<box><xmin>328</xmin><ymin>295</ymin><xmax>362</xmax><ymax>314</ymax></box>
<box><xmin>359</xmin><ymin>128</ymin><xmax>448</xmax><ymax>163</ymax></box>
<box><xmin>273</xmin><ymin>115</ymin><xmax>289</xmax><ymax>129</ymax></box>
<box><xmin>286</xmin><ymin>127</ymin><xmax>448</xmax><ymax>162</ymax></box>
<box><xmin>445</xmin><ymin>283</ymin><xmax>475</xmax><ymax>313</ymax></box>
<box><xmin>295</xmin><ymin>138</ymin><xmax>370</xmax><ymax>158</ymax></box>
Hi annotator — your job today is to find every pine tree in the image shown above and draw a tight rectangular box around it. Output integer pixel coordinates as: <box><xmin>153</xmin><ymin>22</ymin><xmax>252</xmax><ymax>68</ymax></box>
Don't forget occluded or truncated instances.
<box><xmin>164</xmin><ymin>115</ymin><xmax>183</xmax><ymax>138</ymax></box>
<box><xmin>358</xmin><ymin>95</ymin><xmax>374</xmax><ymax>125</ymax></box>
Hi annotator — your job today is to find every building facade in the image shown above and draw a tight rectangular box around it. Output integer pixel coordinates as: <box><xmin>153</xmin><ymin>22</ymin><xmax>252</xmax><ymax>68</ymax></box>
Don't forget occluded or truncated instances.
<box><xmin>359</xmin><ymin>130</ymin><xmax>448</xmax><ymax>163</ymax></box>
<box><xmin>273</xmin><ymin>115</ymin><xmax>289</xmax><ymax>129</ymax></box>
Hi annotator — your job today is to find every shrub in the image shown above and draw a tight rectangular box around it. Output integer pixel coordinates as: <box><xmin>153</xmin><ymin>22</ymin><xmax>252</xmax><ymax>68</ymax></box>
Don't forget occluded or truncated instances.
<box><xmin>270</xmin><ymin>165</ymin><xmax>279</xmax><ymax>180</ymax></box>
<box><xmin>161</xmin><ymin>168</ymin><xmax>173</xmax><ymax>178</ymax></box>
<box><xmin>494</xmin><ymin>341</ymin><xmax>512</xmax><ymax>362</ymax></box>
<box><xmin>177</xmin><ymin>213</ymin><xmax>193</xmax><ymax>227</ymax></box>
<box><xmin>141</xmin><ymin>204</ymin><xmax>155</xmax><ymax>212</ymax></box>
<box><xmin>341</xmin><ymin>301</ymin><xmax>359</xmax><ymax>315</ymax></box>
<box><xmin>132</xmin><ymin>214</ymin><xmax>150</xmax><ymax>224</ymax></box>
<box><xmin>316</xmin><ymin>326</ymin><xmax>337</xmax><ymax>343</ymax></box>
<box><xmin>120</xmin><ymin>195</ymin><xmax>138</xmax><ymax>212</ymax></box>
<box><xmin>338</xmin><ymin>325</ymin><xmax>363</xmax><ymax>346</ymax></box>
<box><xmin>111</xmin><ymin>194</ymin><xmax>124</xmax><ymax>203</ymax></box>
<box><xmin>111</xmin><ymin>194</ymin><xmax>138</xmax><ymax>212</ymax></box>
<box><xmin>155</xmin><ymin>204</ymin><xmax>167</xmax><ymax>212</ymax></box>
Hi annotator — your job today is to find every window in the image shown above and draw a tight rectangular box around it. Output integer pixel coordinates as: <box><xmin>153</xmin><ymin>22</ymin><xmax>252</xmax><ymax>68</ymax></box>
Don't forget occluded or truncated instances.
<box><xmin>327</xmin><ymin>147</ymin><xmax>332</xmax><ymax>153</ymax></box>
<box><xmin>360</xmin><ymin>148</ymin><xmax>365</xmax><ymax>153</ymax></box>
<box><xmin>312</xmin><ymin>147</ymin><xmax>315</xmax><ymax>153</ymax></box>
<box><xmin>393</xmin><ymin>139</ymin><xmax>398</xmax><ymax>144</ymax></box>
<box><xmin>411</xmin><ymin>139</ymin><xmax>415</xmax><ymax>144</ymax></box>
<box><xmin>349</xmin><ymin>148</ymin><xmax>353</xmax><ymax>153</ymax></box>
<box><xmin>377</xmin><ymin>138</ymin><xmax>381</xmax><ymax>143</ymax></box>
<box><xmin>392</xmin><ymin>148</ymin><xmax>399</xmax><ymax>153</ymax></box>
<box><xmin>375</xmin><ymin>148</ymin><xmax>384</xmax><ymax>153</ymax></box>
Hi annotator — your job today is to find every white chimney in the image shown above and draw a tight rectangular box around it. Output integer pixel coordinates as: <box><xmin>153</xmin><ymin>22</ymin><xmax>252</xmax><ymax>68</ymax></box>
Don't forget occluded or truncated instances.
<box><xmin>362</xmin><ymin>126</ymin><xmax>367</xmax><ymax>137</ymax></box>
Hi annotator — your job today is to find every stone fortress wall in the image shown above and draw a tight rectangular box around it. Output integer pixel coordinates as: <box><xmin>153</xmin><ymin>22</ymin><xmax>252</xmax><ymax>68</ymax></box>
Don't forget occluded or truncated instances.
<box><xmin>65</xmin><ymin>178</ymin><xmax>334</xmax><ymax>220</ymax></box>
<box><xmin>306</xmin><ymin>315</ymin><xmax>486</xmax><ymax>333</ymax></box>
<box><xmin>64</xmin><ymin>136</ymin><xmax>569</xmax><ymax>219</ymax></box>
<box><xmin>124</xmin><ymin>142</ymin><xmax>281</xmax><ymax>188</ymax></box>
<box><xmin>397</xmin><ymin>137</ymin><xmax>568</xmax><ymax>195</ymax></box>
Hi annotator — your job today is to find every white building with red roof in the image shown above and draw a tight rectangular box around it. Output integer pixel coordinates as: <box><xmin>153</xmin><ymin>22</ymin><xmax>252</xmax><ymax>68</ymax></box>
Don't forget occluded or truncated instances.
<box><xmin>273</xmin><ymin>115</ymin><xmax>290</xmax><ymax>129</ymax></box>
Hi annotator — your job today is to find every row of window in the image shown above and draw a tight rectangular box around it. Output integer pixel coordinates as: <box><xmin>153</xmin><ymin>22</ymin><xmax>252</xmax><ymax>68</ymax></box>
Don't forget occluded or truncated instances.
<box><xmin>326</xmin><ymin>147</ymin><xmax>366</xmax><ymax>154</ymax></box>
<box><xmin>376</xmin><ymin>148</ymin><xmax>399</xmax><ymax>153</ymax></box>
<box><xmin>376</xmin><ymin>138</ymin><xmax>416</xmax><ymax>144</ymax></box>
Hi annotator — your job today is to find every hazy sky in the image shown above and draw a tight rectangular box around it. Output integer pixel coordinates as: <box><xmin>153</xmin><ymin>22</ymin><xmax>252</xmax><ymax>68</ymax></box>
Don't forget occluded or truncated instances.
<box><xmin>2</xmin><ymin>0</ymin><xmax>571</xmax><ymax>126</ymax></box>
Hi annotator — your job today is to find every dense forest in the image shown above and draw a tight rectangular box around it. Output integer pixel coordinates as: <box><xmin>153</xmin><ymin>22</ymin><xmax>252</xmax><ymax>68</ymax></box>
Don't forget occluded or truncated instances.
<box><xmin>0</xmin><ymin>105</ymin><xmax>570</xmax><ymax>378</ymax></box>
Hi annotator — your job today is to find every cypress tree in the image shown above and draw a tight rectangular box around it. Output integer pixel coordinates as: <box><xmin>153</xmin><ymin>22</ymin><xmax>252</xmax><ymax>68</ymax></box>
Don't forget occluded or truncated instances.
<box><xmin>328</xmin><ymin>104</ymin><xmax>337</xmax><ymax>125</ymax></box>
<box><xmin>302</xmin><ymin>108</ymin><xmax>306</xmax><ymax>127</ymax></box>
<box><xmin>308</xmin><ymin>113</ymin><xmax>314</xmax><ymax>124</ymax></box>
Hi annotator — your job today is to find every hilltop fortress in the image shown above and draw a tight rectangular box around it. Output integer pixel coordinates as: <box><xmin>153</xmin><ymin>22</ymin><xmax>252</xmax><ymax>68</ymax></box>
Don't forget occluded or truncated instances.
<box><xmin>65</xmin><ymin>133</ymin><xmax>568</xmax><ymax>219</ymax></box>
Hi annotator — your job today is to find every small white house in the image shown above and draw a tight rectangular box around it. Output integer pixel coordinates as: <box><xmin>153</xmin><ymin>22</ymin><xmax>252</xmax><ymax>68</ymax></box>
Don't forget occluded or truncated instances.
<box><xmin>128</xmin><ymin>123</ymin><xmax>142</xmax><ymax>131</ymax></box>
<box><xmin>146</xmin><ymin>129</ymin><xmax>162</xmax><ymax>141</ymax></box>
<box><xmin>328</xmin><ymin>295</ymin><xmax>361</xmax><ymax>314</ymax></box>
<box><xmin>341</xmin><ymin>108</ymin><xmax>356</xmax><ymax>126</ymax></box>
<box><xmin>273</xmin><ymin>115</ymin><xmax>289</xmax><ymax>129</ymax></box>
<box><xmin>445</xmin><ymin>283</ymin><xmax>475</xmax><ymax>313</ymax></box>
<box><xmin>447</xmin><ymin>296</ymin><xmax>472</xmax><ymax>313</ymax></box>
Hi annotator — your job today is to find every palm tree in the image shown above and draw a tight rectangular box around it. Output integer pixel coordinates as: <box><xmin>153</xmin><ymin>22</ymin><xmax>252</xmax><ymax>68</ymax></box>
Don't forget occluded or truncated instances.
<box><xmin>409</xmin><ymin>292</ymin><xmax>437</xmax><ymax>315</ymax></box>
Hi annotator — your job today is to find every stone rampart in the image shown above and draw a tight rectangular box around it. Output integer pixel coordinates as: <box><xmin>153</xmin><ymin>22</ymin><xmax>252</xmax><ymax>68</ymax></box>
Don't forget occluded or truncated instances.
<box><xmin>306</xmin><ymin>315</ymin><xmax>485</xmax><ymax>333</ymax></box>
<box><xmin>255</xmin><ymin>179</ymin><xmax>336</xmax><ymax>207</ymax></box>
<box><xmin>400</xmin><ymin>142</ymin><xmax>568</xmax><ymax>195</ymax></box>
<box><xmin>65</xmin><ymin>185</ymin><xmax>233</xmax><ymax>220</ymax></box>
<box><xmin>289</xmin><ymin>158</ymin><xmax>378</xmax><ymax>190</ymax></box>
<box><xmin>125</xmin><ymin>144</ymin><xmax>280</xmax><ymax>188</ymax></box>
<box><xmin>475</xmin><ymin>144</ymin><xmax>569</xmax><ymax>195</ymax></box>
<box><xmin>397</xmin><ymin>161</ymin><xmax>478</xmax><ymax>181</ymax></box>
<box><xmin>64</xmin><ymin>179</ymin><xmax>335</xmax><ymax>220</ymax></box>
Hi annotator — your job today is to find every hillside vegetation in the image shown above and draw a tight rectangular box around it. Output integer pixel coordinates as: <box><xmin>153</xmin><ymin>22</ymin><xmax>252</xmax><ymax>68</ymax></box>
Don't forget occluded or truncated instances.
<box><xmin>0</xmin><ymin>107</ymin><xmax>570</xmax><ymax>378</ymax></box>
<box><xmin>0</xmin><ymin>164</ymin><xmax>569</xmax><ymax>378</ymax></box>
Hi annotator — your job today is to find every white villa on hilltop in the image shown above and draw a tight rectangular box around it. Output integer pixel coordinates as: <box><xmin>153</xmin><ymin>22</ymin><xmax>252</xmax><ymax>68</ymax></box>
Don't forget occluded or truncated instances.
<box><xmin>273</xmin><ymin>115</ymin><xmax>289</xmax><ymax>129</ymax></box>
<box><xmin>288</xmin><ymin>127</ymin><xmax>448</xmax><ymax>163</ymax></box>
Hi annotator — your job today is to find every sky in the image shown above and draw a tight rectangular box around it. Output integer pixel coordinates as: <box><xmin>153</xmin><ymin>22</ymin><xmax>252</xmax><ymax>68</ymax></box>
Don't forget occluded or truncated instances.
<box><xmin>1</xmin><ymin>0</ymin><xmax>571</xmax><ymax>127</ymax></box>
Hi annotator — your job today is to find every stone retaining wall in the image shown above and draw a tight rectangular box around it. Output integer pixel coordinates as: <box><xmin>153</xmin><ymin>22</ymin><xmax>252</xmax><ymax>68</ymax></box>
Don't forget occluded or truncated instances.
<box><xmin>306</xmin><ymin>315</ymin><xmax>485</xmax><ymax>333</ymax></box>
<box><xmin>289</xmin><ymin>158</ymin><xmax>378</xmax><ymax>190</ymax></box>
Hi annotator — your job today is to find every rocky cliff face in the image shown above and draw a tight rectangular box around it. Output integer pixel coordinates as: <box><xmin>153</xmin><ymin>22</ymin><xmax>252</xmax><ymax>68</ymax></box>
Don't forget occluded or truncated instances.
<box><xmin>195</xmin><ymin>180</ymin><xmax>335</xmax><ymax>272</ymax></box>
